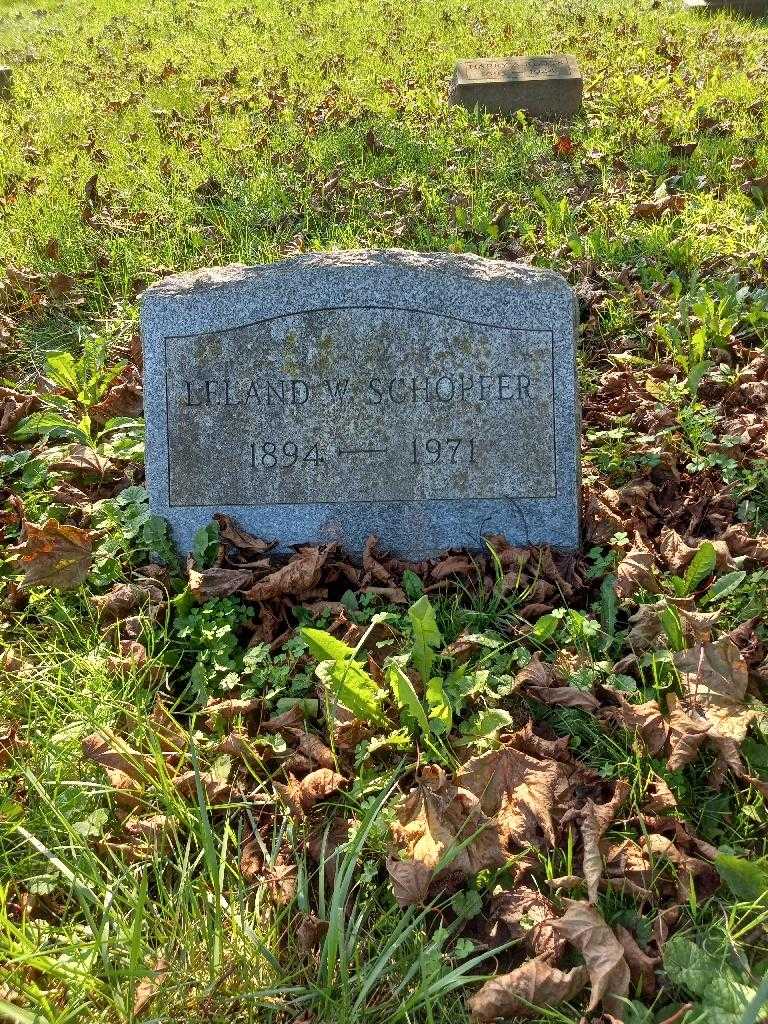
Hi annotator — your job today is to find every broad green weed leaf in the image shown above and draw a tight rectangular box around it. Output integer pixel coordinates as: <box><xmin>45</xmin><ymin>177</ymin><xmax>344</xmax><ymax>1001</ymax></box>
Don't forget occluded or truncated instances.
<box><xmin>301</xmin><ymin>627</ymin><xmax>356</xmax><ymax>663</ymax></box>
<box><xmin>531</xmin><ymin>612</ymin><xmax>560</xmax><ymax>641</ymax></box>
<box><xmin>11</xmin><ymin>411</ymin><xmax>90</xmax><ymax>444</ymax></box>
<box><xmin>687</xmin><ymin>360</ymin><xmax>714</xmax><ymax>396</ymax></box>
<box><xmin>600</xmin><ymin>574</ymin><xmax>618</xmax><ymax>638</ymax></box>
<box><xmin>192</xmin><ymin>521</ymin><xmax>220</xmax><ymax>568</ymax></box>
<box><xmin>714</xmin><ymin>851</ymin><xmax>768</xmax><ymax>901</ymax></box>
<box><xmin>460</xmin><ymin>707</ymin><xmax>515</xmax><ymax>739</ymax></box>
<box><xmin>386</xmin><ymin>658</ymin><xmax>429</xmax><ymax>734</ymax></box>
<box><xmin>317</xmin><ymin>659</ymin><xmax>384</xmax><ymax>725</ymax></box>
<box><xmin>660</xmin><ymin>604</ymin><xmax>684</xmax><ymax>651</ymax></box>
<box><xmin>702</xmin><ymin>571</ymin><xmax>747</xmax><ymax>605</ymax></box>
<box><xmin>426</xmin><ymin>676</ymin><xmax>452</xmax><ymax>735</ymax></box>
<box><xmin>663</xmin><ymin>936</ymin><xmax>718</xmax><ymax>997</ymax></box>
<box><xmin>45</xmin><ymin>351</ymin><xmax>80</xmax><ymax>392</ymax></box>
<box><xmin>408</xmin><ymin>595</ymin><xmax>442</xmax><ymax>683</ymax></box>
<box><xmin>402</xmin><ymin>569</ymin><xmax>423</xmax><ymax>601</ymax></box>
<box><xmin>684</xmin><ymin>541</ymin><xmax>716</xmax><ymax>594</ymax></box>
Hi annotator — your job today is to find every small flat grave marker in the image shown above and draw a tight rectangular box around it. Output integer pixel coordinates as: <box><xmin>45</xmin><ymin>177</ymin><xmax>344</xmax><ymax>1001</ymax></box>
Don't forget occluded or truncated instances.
<box><xmin>684</xmin><ymin>0</ymin><xmax>767</xmax><ymax>12</ymax></box>
<box><xmin>141</xmin><ymin>250</ymin><xmax>580</xmax><ymax>558</ymax></box>
<box><xmin>449</xmin><ymin>55</ymin><xmax>582</xmax><ymax>120</ymax></box>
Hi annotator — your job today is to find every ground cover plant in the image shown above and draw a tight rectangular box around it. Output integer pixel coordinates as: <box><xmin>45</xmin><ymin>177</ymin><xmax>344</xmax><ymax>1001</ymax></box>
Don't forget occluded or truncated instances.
<box><xmin>2</xmin><ymin>0</ymin><xmax>768</xmax><ymax>1020</ymax></box>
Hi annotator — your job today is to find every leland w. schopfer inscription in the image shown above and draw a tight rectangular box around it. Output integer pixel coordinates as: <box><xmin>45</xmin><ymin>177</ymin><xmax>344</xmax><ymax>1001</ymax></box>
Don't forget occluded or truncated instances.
<box><xmin>141</xmin><ymin>250</ymin><xmax>578</xmax><ymax>557</ymax></box>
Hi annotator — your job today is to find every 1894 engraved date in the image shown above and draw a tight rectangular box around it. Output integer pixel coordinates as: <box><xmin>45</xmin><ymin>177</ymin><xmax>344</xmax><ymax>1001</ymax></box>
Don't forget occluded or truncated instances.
<box><xmin>250</xmin><ymin>437</ymin><xmax>476</xmax><ymax>469</ymax></box>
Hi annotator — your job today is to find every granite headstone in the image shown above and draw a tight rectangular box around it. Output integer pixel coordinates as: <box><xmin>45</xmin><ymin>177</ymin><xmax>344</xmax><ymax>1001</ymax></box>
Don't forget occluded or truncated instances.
<box><xmin>141</xmin><ymin>249</ymin><xmax>580</xmax><ymax>558</ymax></box>
<box><xmin>684</xmin><ymin>0</ymin><xmax>767</xmax><ymax>12</ymax></box>
<box><xmin>450</xmin><ymin>56</ymin><xmax>582</xmax><ymax>120</ymax></box>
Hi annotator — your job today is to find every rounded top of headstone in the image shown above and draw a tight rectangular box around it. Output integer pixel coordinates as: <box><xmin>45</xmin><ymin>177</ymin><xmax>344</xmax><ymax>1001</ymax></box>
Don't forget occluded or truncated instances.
<box><xmin>140</xmin><ymin>249</ymin><xmax>573</xmax><ymax>303</ymax></box>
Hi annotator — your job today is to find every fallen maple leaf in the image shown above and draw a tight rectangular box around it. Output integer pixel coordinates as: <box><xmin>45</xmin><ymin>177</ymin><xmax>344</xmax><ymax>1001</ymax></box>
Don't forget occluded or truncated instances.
<box><xmin>666</xmin><ymin>694</ymin><xmax>711</xmax><ymax>771</ymax></box>
<box><xmin>275</xmin><ymin>768</ymin><xmax>345</xmax><ymax>820</ymax></box>
<box><xmin>82</xmin><ymin>731</ymin><xmax>154</xmax><ymax>783</ymax></box>
<box><xmin>390</xmin><ymin>765</ymin><xmax>504</xmax><ymax>897</ymax></box>
<box><xmin>599</xmin><ymin>690</ymin><xmax>668</xmax><ymax>756</ymax></box>
<box><xmin>487</xmin><ymin>886</ymin><xmax>564</xmax><ymax>960</ymax></box>
<box><xmin>0</xmin><ymin>386</ymin><xmax>41</xmax><ymax>434</ymax></box>
<box><xmin>188</xmin><ymin>564</ymin><xmax>255</xmax><ymax>600</ymax></box>
<box><xmin>553</xmin><ymin>133</ymin><xmax>576</xmax><ymax>158</ymax></box>
<box><xmin>580</xmin><ymin>780</ymin><xmax>629</xmax><ymax>904</ymax></box>
<box><xmin>526</xmin><ymin>685</ymin><xmax>600</xmax><ymax>712</ymax></box>
<box><xmin>132</xmin><ymin>957</ymin><xmax>169</xmax><ymax>1018</ymax></box>
<box><xmin>386</xmin><ymin>855</ymin><xmax>433</xmax><ymax>908</ymax></box>
<box><xmin>90</xmin><ymin>364</ymin><xmax>143</xmax><ymax>424</ymax></box>
<box><xmin>15</xmin><ymin>519</ymin><xmax>92</xmax><ymax>590</ymax></box>
<box><xmin>243</xmin><ymin>545</ymin><xmax>331</xmax><ymax>601</ymax></box>
<box><xmin>615</xmin><ymin>925</ymin><xmax>658</xmax><ymax>998</ymax></box>
<box><xmin>91</xmin><ymin>580</ymin><xmax>165</xmax><ymax>623</ymax></box>
<box><xmin>615</xmin><ymin>535</ymin><xmax>659</xmax><ymax>600</ymax></box>
<box><xmin>214</xmin><ymin>514</ymin><xmax>277</xmax><ymax>556</ymax></box>
<box><xmin>468</xmin><ymin>958</ymin><xmax>589</xmax><ymax>1022</ymax></box>
<box><xmin>631</xmin><ymin>194</ymin><xmax>686</xmax><ymax>220</ymax></box>
<box><xmin>172</xmin><ymin>770</ymin><xmax>234</xmax><ymax>804</ymax></box>
<box><xmin>456</xmin><ymin>745</ymin><xmax>564</xmax><ymax>850</ymax></box>
<box><xmin>672</xmin><ymin>638</ymin><xmax>757</xmax><ymax>745</ymax></box>
<box><xmin>552</xmin><ymin>901</ymin><xmax>630</xmax><ymax>1016</ymax></box>
<box><xmin>308</xmin><ymin>816</ymin><xmax>355</xmax><ymax>885</ymax></box>
<box><xmin>296</xmin><ymin>912</ymin><xmax>329</xmax><ymax>956</ymax></box>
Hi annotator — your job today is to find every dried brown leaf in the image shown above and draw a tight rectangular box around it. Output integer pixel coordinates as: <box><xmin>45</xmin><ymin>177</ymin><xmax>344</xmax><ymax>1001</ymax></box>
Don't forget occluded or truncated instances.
<box><xmin>188</xmin><ymin>564</ymin><xmax>255</xmax><ymax>600</ymax></box>
<box><xmin>456</xmin><ymin>746</ymin><xmax>564</xmax><ymax>850</ymax></box>
<box><xmin>132</xmin><ymin>957</ymin><xmax>168</xmax><ymax>1018</ymax></box>
<box><xmin>243</xmin><ymin>545</ymin><xmax>331</xmax><ymax>601</ymax></box>
<box><xmin>672</xmin><ymin>638</ymin><xmax>757</xmax><ymax>743</ymax></box>
<box><xmin>275</xmin><ymin>768</ymin><xmax>345</xmax><ymax>820</ymax></box>
<box><xmin>390</xmin><ymin>765</ymin><xmax>504</xmax><ymax>893</ymax></box>
<box><xmin>599</xmin><ymin>691</ymin><xmax>668</xmax><ymax>756</ymax></box>
<box><xmin>580</xmin><ymin>781</ymin><xmax>629</xmax><ymax>904</ymax></box>
<box><xmin>468</xmin><ymin>959</ymin><xmax>589</xmax><ymax>1022</ymax></box>
<box><xmin>552</xmin><ymin>901</ymin><xmax>630</xmax><ymax>1016</ymax></box>
<box><xmin>296</xmin><ymin>912</ymin><xmax>329</xmax><ymax>957</ymax></box>
<box><xmin>90</xmin><ymin>364</ymin><xmax>143</xmax><ymax>424</ymax></box>
<box><xmin>615</xmin><ymin>535</ymin><xmax>659</xmax><ymax>600</ymax></box>
<box><xmin>15</xmin><ymin>519</ymin><xmax>92</xmax><ymax>590</ymax></box>
<box><xmin>527</xmin><ymin>685</ymin><xmax>600</xmax><ymax>712</ymax></box>
<box><xmin>0</xmin><ymin>386</ymin><xmax>41</xmax><ymax>434</ymax></box>
<box><xmin>82</xmin><ymin>732</ymin><xmax>153</xmax><ymax>783</ymax></box>
<box><xmin>488</xmin><ymin>885</ymin><xmax>564</xmax><ymax>960</ymax></box>
<box><xmin>386</xmin><ymin>855</ymin><xmax>433</xmax><ymax>908</ymax></box>
<box><xmin>615</xmin><ymin>926</ymin><xmax>658</xmax><ymax>998</ymax></box>
<box><xmin>666</xmin><ymin>695</ymin><xmax>711</xmax><ymax>771</ymax></box>
<box><xmin>308</xmin><ymin>816</ymin><xmax>355</xmax><ymax>886</ymax></box>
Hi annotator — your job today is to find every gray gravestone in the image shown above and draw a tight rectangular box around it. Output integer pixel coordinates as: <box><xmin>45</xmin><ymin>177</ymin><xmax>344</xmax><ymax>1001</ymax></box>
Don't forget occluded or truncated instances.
<box><xmin>684</xmin><ymin>0</ymin><xmax>767</xmax><ymax>11</ymax></box>
<box><xmin>450</xmin><ymin>56</ymin><xmax>582</xmax><ymax>120</ymax></box>
<box><xmin>141</xmin><ymin>250</ymin><xmax>580</xmax><ymax>558</ymax></box>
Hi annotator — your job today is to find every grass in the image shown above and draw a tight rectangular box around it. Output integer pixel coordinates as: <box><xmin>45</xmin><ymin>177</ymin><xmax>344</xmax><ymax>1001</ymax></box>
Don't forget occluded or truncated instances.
<box><xmin>3</xmin><ymin>0</ymin><xmax>768</xmax><ymax>1021</ymax></box>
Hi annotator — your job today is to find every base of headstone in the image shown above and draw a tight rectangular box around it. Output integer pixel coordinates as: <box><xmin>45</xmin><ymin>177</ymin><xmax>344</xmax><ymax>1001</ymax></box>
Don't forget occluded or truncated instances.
<box><xmin>683</xmin><ymin>0</ymin><xmax>767</xmax><ymax>13</ymax></box>
<box><xmin>450</xmin><ymin>55</ymin><xmax>582</xmax><ymax>120</ymax></box>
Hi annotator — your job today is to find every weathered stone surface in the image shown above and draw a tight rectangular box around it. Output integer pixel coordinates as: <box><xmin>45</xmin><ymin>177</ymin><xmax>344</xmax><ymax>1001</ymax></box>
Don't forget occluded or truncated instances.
<box><xmin>684</xmin><ymin>0</ymin><xmax>767</xmax><ymax>11</ymax></box>
<box><xmin>449</xmin><ymin>56</ymin><xmax>582</xmax><ymax>120</ymax></box>
<box><xmin>141</xmin><ymin>249</ymin><xmax>579</xmax><ymax>558</ymax></box>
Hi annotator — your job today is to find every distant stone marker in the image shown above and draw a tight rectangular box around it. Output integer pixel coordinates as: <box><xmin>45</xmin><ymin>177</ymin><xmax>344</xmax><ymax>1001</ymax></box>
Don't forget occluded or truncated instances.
<box><xmin>684</xmin><ymin>0</ymin><xmax>767</xmax><ymax>11</ymax></box>
<box><xmin>450</xmin><ymin>55</ymin><xmax>582</xmax><ymax>120</ymax></box>
<box><xmin>141</xmin><ymin>250</ymin><xmax>580</xmax><ymax>558</ymax></box>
